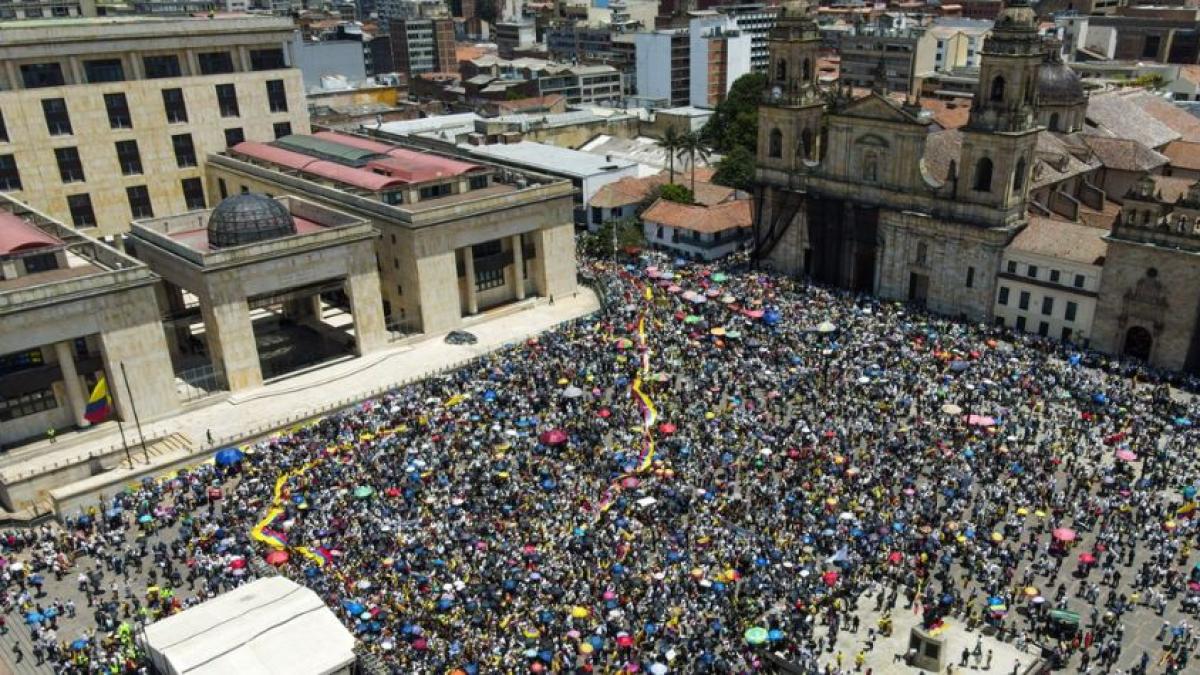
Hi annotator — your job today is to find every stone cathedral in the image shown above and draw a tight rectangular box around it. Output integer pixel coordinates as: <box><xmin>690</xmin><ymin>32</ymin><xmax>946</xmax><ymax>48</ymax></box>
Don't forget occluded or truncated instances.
<box><xmin>754</xmin><ymin>0</ymin><xmax>1045</xmax><ymax>321</ymax></box>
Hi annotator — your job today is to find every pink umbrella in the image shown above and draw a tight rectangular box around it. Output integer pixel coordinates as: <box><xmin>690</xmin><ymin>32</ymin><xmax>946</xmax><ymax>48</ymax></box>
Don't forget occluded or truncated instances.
<box><xmin>539</xmin><ymin>429</ymin><xmax>568</xmax><ymax>446</ymax></box>
<box><xmin>265</xmin><ymin>550</ymin><xmax>289</xmax><ymax>566</ymax></box>
<box><xmin>621</xmin><ymin>477</ymin><xmax>640</xmax><ymax>489</ymax></box>
<box><xmin>657</xmin><ymin>423</ymin><xmax>677</xmax><ymax>435</ymax></box>
<box><xmin>744</xmin><ymin>309</ymin><xmax>765</xmax><ymax>319</ymax></box>
<box><xmin>667</xmin><ymin>285</ymin><xmax>683</xmax><ymax>294</ymax></box>
<box><xmin>602</xmin><ymin>590</ymin><xmax>617</xmax><ymax>600</ymax></box>
<box><xmin>412</xmin><ymin>637</ymin><xmax>428</xmax><ymax>651</ymax></box>
<box><xmin>1078</xmin><ymin>552</ymin><xmax>1096</xmax><ymax>564</ymax></box>
<box><xmin>228</xmin><ymin>558</ymin><xmax>247</xmax><ymax>570</ymax></box>
<box><xmin>1115</xmin><ymin>449</ymin><xmax>1137</xmax><ymax>462</ymax></box>
<box><xmin>1052</xmin><ymin>527</ymin><xmax>1077</xmax><ymax>542</ymax></box>
<box><xmin>966</xmin><ymin>414</ymin><xmax>996</xmax><ymax>427</ymax></box>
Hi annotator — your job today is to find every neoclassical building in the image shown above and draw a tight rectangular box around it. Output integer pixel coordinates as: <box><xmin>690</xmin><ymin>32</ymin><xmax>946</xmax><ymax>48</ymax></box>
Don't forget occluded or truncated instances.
<box><xmin>754</xmin><ymin>0</ymin><xmax>1051</xmax><ymax>321</ymax></box>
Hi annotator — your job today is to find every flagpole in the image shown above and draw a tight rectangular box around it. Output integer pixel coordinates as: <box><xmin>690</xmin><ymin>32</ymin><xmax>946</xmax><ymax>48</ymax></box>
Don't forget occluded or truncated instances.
<box><xmin>119</xmin><ymin>362</ymin><xmax>151</xmax><ymax>465</ymax></box>
<box><xmin>115</xmin><ymin>415</ymin><xmax>135</xmax><ymax>470</ymax></box>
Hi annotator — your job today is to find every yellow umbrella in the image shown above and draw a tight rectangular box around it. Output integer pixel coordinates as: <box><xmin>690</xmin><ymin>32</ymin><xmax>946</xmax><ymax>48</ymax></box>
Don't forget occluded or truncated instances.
<box><xmin>1034</xmin><ymin>510</ymin><xmax>1047</xmax><ymax>518</ymax></box>
<box><xmin>710</xmin><ymin>327</ymin><xmax>726</xmax><ymax>336</ymax></box>
<box><xmin>990</xmin><ymin>532</ymin><xmax>1003</xmax><ymax>543</ymax></box>
<box><xmin>580</xmin><ymin>642</ymin><xmax>594</xmax><ymax>654</ymax></box>
<box><xmin>1023</xmin><ymin>586</ymin><xmax>1038</xmax><ymax>597</ymax></box>
<box><xmin>955</xmin><ymin>534</ymin><xmax>967</xmax><ymax>543</ymax></box>
<box><xmin>1016</xmin><ymin>507</ymin><xmax>1029</xmax><ymax>516</ymax></box>
<box><xmin>570</xmin><ymin>606</ymin><xmax>589</xmax><ymax>619</ymax></box>
<box><xmin>557</xmin><ymin>378</ymin><xmax>569</xmax><ymax>385</ymax></box>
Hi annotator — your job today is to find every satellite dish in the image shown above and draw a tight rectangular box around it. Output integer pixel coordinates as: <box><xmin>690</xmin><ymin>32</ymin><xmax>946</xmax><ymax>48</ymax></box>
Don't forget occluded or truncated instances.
<box><xmin>771</xmin><ymin>86</ymin><xmax>782</xmax><ymax>101</ymax></box>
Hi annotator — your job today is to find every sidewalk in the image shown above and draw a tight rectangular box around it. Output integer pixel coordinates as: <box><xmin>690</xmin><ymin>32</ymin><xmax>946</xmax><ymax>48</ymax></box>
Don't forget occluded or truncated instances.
<box><xmin>0</xmin><ymin>291</ymin><xmax>599</xmax><ymax>496</ymax></box>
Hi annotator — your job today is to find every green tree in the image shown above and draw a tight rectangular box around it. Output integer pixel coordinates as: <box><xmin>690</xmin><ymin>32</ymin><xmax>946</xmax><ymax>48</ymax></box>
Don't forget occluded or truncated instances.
<box><xmin>580</xmin><ymin>217</ymin><xmax>645</xmax><ymax>258</ymax></box>
<box><xmin>659</xmin><ymin>183</ymin><xmax>694</xmax><ymax>205</ymax></box>
<box><xmin>655</xmin><ymin>125</ymin><xmax>685</xmax><ymax>184</ymax></box>
<box><xmin>702</xmin><ymin>72</ymin><xmax>767</xmax><ymax>154</ymax></box>
<box><xmin>679</xmin><ymin>131</ymin><xmax>712</xmax><ymax>194</ymax></box>
<box><xmin>712</xmin><ymin>145</ymin><xmax>757</xmax><ymax>192</ymax></box>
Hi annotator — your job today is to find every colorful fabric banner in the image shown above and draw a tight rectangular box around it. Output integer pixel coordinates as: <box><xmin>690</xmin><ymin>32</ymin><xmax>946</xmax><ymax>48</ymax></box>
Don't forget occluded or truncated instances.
<box><xmin>84</xmin><ymin>376</ymin><xmax>112</xmax><ymax>424</ymax></box>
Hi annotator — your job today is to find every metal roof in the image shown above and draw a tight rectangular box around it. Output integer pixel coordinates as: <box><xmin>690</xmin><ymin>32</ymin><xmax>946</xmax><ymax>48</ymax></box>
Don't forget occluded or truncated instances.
<box><xmin>273</xmin><ymin>134</ymin><xmax>380</xmax><ymax>166</ymax></box>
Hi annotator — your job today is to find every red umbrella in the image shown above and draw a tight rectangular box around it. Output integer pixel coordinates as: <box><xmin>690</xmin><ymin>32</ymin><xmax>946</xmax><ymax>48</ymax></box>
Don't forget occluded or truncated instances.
<box><xmin>1052</xmin><ymin>527</ymin><xmax>1077</xmax><ymax>542</ymax></box>
<box><xmin>598</xmin><ymin>408</ymin><xmax>612</xmax><ymax>419</ymax></box>
<box><xmin>265</xmin><ymin>550</ymin><xmax>289</xmax><ymax>566</ymax></box>
<box><xmin>615</xmin><ymin>633</ymin><xmax>634</xmax><ymax>648</ymax></box>
<box><xmin>228</xmin><ymin>558</ymin><xmax>247</xmax><ymax>570</ymax></box>
<box><xmin>657</xmin><ymin>423</ymin><xmax>677</xmax><ymax>435</ymax></box>
<box><xmin>822</xmin><ymin>571</ymin><xmax>839</xmax><ymax>587</ymax></box>
<box><xmin>1077</xmin><ymin>552</ymin><xmax>1096</xmax><ymax>564</ymax></box>
<box><xmin>539</xmin><ymin>429</ymin><xmax>568</xmax><ymax>446</ymax></box>
<box><xmin>887</xmin><ymin>551</ymin><xmax>903</xmax><ymax>565</ymax></box>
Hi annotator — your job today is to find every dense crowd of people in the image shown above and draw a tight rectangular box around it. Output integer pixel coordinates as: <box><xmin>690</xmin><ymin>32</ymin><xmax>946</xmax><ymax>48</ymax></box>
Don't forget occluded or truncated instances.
<box><xmin>3</xmin><ymin>252</ymin><xmax>1200</xmax><ymax>674</ymax></box>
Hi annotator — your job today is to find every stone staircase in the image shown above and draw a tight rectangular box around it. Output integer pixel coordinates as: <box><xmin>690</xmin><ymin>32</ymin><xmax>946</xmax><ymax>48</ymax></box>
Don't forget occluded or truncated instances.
<box><xmin>112</xmin><ymin>432</ymin><xmax>193</xmax><ymax>470</ymax></box>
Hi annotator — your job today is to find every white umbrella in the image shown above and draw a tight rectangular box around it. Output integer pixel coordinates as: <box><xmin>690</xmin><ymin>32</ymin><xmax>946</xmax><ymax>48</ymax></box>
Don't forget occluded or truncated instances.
<box><xmin>651</xmin><ymin>664</ymin><xmax>669</xmax><ymax>675</ymax></box>
<box><xmin>563</xmin><ymin>386</ymin><xmax>584</xmax><ymax>398</ymax></box>
<box><xmin>941</xmin><ymin>403</ymin><xmax>963</xmax><ymax>415</ymax></box>
<box><xmin>816</xmin><ymin>321</ymin><xmax>837</xmax><ymax>333</ymax></box>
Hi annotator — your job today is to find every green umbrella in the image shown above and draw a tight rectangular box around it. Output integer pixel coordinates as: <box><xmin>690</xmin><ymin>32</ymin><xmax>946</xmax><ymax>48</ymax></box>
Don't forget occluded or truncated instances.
<box><xmin>744</xmin><ymin>626</ymin><xmax>768</xmax><ymax>645</ymax></box>
<box><xmin>353</xmin><ymin>486</ymin><xmax>375</xmax><ymax>499</ymax></box>
<box><xmin>711</xmin><ymin>272</ymin><xmax>728</xmax><ymax>282</ymax></box>
<box><xmin>726</xmin><ymin>330</ymin><xmax>742</xmax><ymax>339</ymax></box>
<box><xmin>684</xmin><ymin>315</ymin><xmax>702</xmax><ymax>324</ymax></box>
<box><xmin>1048</xmin><ymin>609</ymin><xmax>1080</xmax><ymax>625</ymax></box>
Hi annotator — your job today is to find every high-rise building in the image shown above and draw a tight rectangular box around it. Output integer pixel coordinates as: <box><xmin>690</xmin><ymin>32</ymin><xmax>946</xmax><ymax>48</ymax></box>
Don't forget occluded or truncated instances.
<box><xmin>0</xmin><ymin>15</ymin><xmax>309</xmax><ymax>237</ymax></box>
<box><xmin>715</xmin><ymin>3</ymin><xmax>780</xmax><ymax>75</ymax></box>
<box><xmin>390</xmin><ymin>17</ymin><xmax>457</xmax><ymax>80</ymax></box>
<box><xmin>635</xmin><ymin>12</ymin><xmax>751</xmax><ymax>108</ymax></box>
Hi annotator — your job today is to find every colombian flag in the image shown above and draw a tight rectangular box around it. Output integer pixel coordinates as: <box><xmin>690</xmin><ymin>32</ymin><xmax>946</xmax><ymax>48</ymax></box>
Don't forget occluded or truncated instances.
<box><xmin>84</xmin><ymin>376</ymin><xmax>112</xmax><ymax>424</ymax></box>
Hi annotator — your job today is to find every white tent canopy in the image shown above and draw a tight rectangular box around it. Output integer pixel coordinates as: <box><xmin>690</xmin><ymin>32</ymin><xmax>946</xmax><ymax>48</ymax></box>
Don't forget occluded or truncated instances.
<box><xmin>139</xmin><ymin>577</ymin><xmax>355</xmax><ymax>675</ymax></box>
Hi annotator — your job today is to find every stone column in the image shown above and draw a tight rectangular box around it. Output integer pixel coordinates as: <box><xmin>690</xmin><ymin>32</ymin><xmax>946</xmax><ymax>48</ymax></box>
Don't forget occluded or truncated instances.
<box><xmin>67</xmin><ymin>56</ymin><xmax>85</xmax><ymax>85</ymax></box>
<box><xmin>54</xmin><ymin>341</ymin><xmax>90</xmax><ymax>428</ymax></box>
<box><xmin>511</xmin><ymin>234</ymin><xmax>526</xmax><ymax>300</ymax></box>
<box><xmin>345</xmin><ymin>243</ymin><xmax>387</xmax><ymax>355</ymax></box>
<box><xmin>126</xmin><ymin>51</ymin><xmax>143</xmax><ymax>80</ymax></box>
<box><xmin>201</xmin><ymin>297</ymin><xmax>262</xmax><ymax>392</ymax></box>
<box><xmin>236</xmin><ymin>45</ymin><xmax>252</xmax><ymax>73</ymax></box>
<box><xmin>462</xmin><ymin>247</ymin><xmax>478</xmax><ymax>315</ymax></box>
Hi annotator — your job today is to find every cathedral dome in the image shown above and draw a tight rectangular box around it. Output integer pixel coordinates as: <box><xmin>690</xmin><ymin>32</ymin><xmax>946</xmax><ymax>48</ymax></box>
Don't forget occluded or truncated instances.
<box><xmin>206</xmin><ymin>193</ymin><xmax>296</xmax><ymax>249</ymax></box>
<box><xmin>1038</xmin><ymin>58</ymin><xmax>1085</xmax><ymax>104</ymax></box>
<box><xmin>995</xmin><ymin>0</ymin><xmax>1036</xmax><ymax>30</ymax></box>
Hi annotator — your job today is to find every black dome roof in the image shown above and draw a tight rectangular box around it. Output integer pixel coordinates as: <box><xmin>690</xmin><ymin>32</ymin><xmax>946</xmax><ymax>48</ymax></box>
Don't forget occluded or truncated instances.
<box><xmin>1038</xmin><ymin>59</ymin><xmax>1085</xmax><ymax>104</ymax></box>
<box><xmin>206</xmin><ymin>193</ymin><xmax>296</xmax><ymax>249</ymax></box>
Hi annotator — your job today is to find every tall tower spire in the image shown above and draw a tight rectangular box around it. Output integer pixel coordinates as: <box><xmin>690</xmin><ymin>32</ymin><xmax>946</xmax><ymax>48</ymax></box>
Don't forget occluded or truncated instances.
<box><xmin>966</xmin><ymin>0</ymin><xmax>1042</xmax><ymax>133</ymax></box>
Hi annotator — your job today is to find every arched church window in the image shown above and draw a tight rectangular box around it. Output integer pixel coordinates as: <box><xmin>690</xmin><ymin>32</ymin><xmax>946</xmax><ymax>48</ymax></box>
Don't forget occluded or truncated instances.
<box><xmin>990</xmin><ymin>75</ymin><xmax>1005</xmax><ymax>103</ymax></box>
<box><xmin>973</xmin><ymin>157</ymin><xmax>993</xmax><ymax>192</ymax></box>
<box><xmin>801</xmin><ymin>129</ymin><xmax>814</xmax><ymax>161</ymax></box>
<box><xmin>768</xmin><ymin>128</ymin><xmax>783</xmax><ymax>158</ymax></box>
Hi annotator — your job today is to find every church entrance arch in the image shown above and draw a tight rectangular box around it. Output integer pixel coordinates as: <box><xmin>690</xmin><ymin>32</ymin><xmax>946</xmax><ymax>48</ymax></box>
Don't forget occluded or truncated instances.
<box><xmin>1123</xmin><ymin>326</ymin><xmax>1153</xmax><ymax>361</ymax></box>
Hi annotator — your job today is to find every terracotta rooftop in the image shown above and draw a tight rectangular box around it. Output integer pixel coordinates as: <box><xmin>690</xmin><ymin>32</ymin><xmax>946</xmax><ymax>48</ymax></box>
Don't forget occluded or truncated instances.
<box><xmin>1085</xmin><ymin>91</ymin><xmax>1180</xmax><ymax>149</ymax></box>
<box><xmin>1163</xmin><ymin>140</ymin><xmax>1200</xmax><ymax>172</ymax></box>
<box><xmin>1149</xmin><ymin>175</ymin><xmax>1197</xmax><ymax>204</ymax></box>
<box><xmin>1125</xmin><ymin>91</ymin><xmax>1200</xmax><ymax>143</ymax></box>
<box><xmin>589</xmin><ymin>172</ymin><xmax>732</xmax><ymax>209</ymax></box>
<box><xmin>642</xmin><ymin>198</ymin><xmax>751</xmax><ymax>234</ymax></box>
<box><xmin>1011</xmin><ymin>216</ymin><xmax>1107</xmax><ymax>265</ymax></box>
<box><xmin>1080</xmin><ymin>135</ymin><xmax>1168</xmax><ymax>172</ymax></box>
<box><xmin>920</xmin><ymin>97</ymin><xmax>972</xmax><ymax>130</ymax></box>
<box><xmin>0</xmin><ymin>210</ymin><xmax>61</xmax><ymax>256</ymax></box>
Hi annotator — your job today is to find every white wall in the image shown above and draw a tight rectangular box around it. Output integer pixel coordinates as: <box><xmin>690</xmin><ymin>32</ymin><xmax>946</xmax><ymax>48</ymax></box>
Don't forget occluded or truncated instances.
<box><xmin>992</xmin><ymin>251</ymin><xmax>1100</xmax><ymax>345</ymax></box>
<box><xmin>580</xmin><ymin>164</ymin><xmax>641</xmax><ymax>206</ymax></box>
<box><xmin>635</xmin><ymin>32</ymin><xmax>674</xmax><ymax>101</ymax></box>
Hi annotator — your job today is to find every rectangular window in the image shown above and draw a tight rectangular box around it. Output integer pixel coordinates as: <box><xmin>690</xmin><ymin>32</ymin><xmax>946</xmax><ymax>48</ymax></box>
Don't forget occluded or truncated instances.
<box><xmin>172</xmin><ymin>133</ymin><xmax>197</xmax><ymax>168</ymax></box>
<box><xmin>126</xmin><ymin>185</ymin><xmax>153</xmax><ymax>219</ymax></box>
<box><xmin>224</xmin><ymin>127</ymin><xmax>245</xmax><ymax>148</ymax></box>
<box><xmin>1006</xmin><ymin>260</ymin><xmax>1016</xmax><ymax>274</ymax></box>
<box><xmin>54</xmin><ymin>147</ymin><xmax>85</xmax><ymax>183</ymax></box>
<box><xmin>266</xmin><ymin>79</ymin><xmax>288</xmax><ymax>112</ymax></box>
<box><xmin>67</xmin><ymin>193</ymin><xmax>96</xmax><ymax>227</ymax></box>
<box><xmin>83</xmin><ymin>58</ymin><xmax>125</xmax><ymax>83</ymax></box>
<box><xmin>1049</xmin><ymin>269</ymin><xmax>1060</xmax><ymax>283</ymax></box>
<box><xmin>1015</xmin><ymin>316</ymin><xmax>1026</xmax><ymax>331</ymax></box>
<box><xmin>1065</xmin><ymin>301</ymin><xmax>1078</xmax><ymax>322</ymax></box>
<box><xmin>115</xmin><ymin>140</ymin><xmax>142</xmax><ymax>176</ymax></box>
<box><xmin>181</xmin><ymin>177</ymin><xmax>206</xmax><ymax>210</ymax></box>
<box><xmin>272</xmin><ymin>121</ymin><xmax>292</xmax><ymax>139</ymax></box>
<box><xmin>162</xmin><ymin>88</ymin><xmax>188</xmax><ymax>124</ymax></box>
<box><xmin>1026</xmin><ymin>265</ymin><xmax>1037</xmax><ymax>278</ymax></box>
<box><xmin>197</xmin><ymin>51</ymin><xmax>235</xmax><ymax>75</ymax></box>
<box><xmin>20</xmin><ymin>62</ymin><xmax>65</xmax><ymax>88</ymax></box>
<box><xmin>0</xmin><ymin>110</ymin><xmax>8</xmax><ymax>143</ymax></box>
<box><xmin>1041</xmin><ymin>296</ymin><xmax>1054</xmax><ymax>315</ymax></box>
<box><xmin>104</xmin><ymin>92</ymin><xmax>132</xmax><ymax>129</ymax></box>
<box><xmin>592</xmin><ymin>206</ymin><xmax>602</xmax><ymax>225</ymax></box>
<box><xmin>218</xmin><ymin>178</ymin><xmax>228</xmax><ymax>199</ymax></box>
<box><xmin>1073</xmin><ymin>274</ymin><xmax>1085</xmax><ymax>289</ymax></box>
<box><xmin>250</xmin><ymin>48</ymin><xmax>287</xmax><ymax>71</ymax></box>
<box><xmin>1061</xmin><ymin>327</ymin><xmax>1073</xmax><ymax>342</ymax></box>
<box><xmin>1038</xmin><ymin>321</ymin><xmax>1049</xmax><ymax>337</ymax></box>
<box><xmin>1143</xmin><ymin>35</ymin><xmax>1161</xmax><ymax>59</ymax></box>
<box><xmin>475</xmin><ymin>267</ymin><xmax>505</xmax><ymax>291</ymax></box>
<box><xmin>469</xmin><ymin>175</ymin><xmax>488</xmax><ymax>190</ymax></box>
<box><xmin>0</xmin><ymin>154</ymin><xmax>21</xmax><ymax>190</ymax></box>
<box><xmin>965</xmin><ymin>266</ymin><xmax>975</xmax><ymax>288</ymax></box>
<box><xmin>143</xmin><ymin>54</ymin><xmax>182</xmax><ymax>79</ymax></box>
<box><xmin>41</xmin><ymin>98</ymin><xmax>72</xmax><ymax>135</ymax></box>
<box><xmin>216</xmin><ymin>83</ymin><xmax>240</xmax><ymax>117</ymax></box>
<box><xmin>997</xmin><ymin>286</ymin><xmax>1009</xmax><ymax>305</ymax></box>
<box><xmin>419</xmin><ymin>183</ymin><xmax>451</xmax><ymax>200</ymax></box>
<box><xmin>1018</xmin><ymin>291</ymin><xmax>1030</xmax><ymax>310</ymax></box>
<box><xmin>0</xmin><ymin>388</ymin><xmax>58</xmax><ymax>422</ymax></box>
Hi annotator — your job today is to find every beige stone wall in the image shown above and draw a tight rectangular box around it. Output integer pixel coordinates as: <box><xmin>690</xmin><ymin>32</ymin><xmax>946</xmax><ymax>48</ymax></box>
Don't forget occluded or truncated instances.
<box><xmin>0</xmin><ymin>69</ymin><xmax>308</xmax><ymax>237</ymax></box>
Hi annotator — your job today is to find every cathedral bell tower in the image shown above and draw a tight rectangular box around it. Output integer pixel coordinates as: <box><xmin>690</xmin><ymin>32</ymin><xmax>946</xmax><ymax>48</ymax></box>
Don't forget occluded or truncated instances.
<box><xmin>955</xmin><ymin>0</ymin><xmax>1041</xmax><ymax>218</ymax></box>
<box><xmin>757</xmin><ymin>0</ymin><xmax>826</xmax><ymax>173</ymax></box>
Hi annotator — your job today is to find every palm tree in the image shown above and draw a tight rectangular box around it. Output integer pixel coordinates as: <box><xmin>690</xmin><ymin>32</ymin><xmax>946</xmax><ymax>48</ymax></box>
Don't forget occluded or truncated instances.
<box><xmin>656</xmin><ymin>126</ymin><xmax>684</xmax><ymax>184</ymax></box>
<box><xmin>680</xmin><ymin>131</ymin><xmax>712</xmax><ymax>195</ymax></box>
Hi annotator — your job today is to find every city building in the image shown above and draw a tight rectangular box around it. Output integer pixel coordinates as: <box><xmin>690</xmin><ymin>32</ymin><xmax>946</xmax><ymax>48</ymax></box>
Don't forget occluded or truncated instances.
<box><xmin>715</xmin><ymin>3</ymin><xmax>780</xmax><ymax>75</ymax></box>
<box><xmin>495</xmin><ymin>18</ymin><xmax>539</xmax><ymax>58</ymax></box>
<box><xmin>291</xmin><ymin>31</ymin><xmax>368</xmax><ymax>91</ymax></box>
<box><xmin>0</xmin><ymin>15</ymin><xmax>309</xmax><ymax>238</ymax></box>
<box><xmin>837</xmin><ymin>24</ymin><xmax>920</xmax><ymax>95</ymax></box>
<box><xmin>389</xmin><ymin>17</ymin><xmax>456</xmax><ymax>80</ymax></box>
<box><xmin>205</xmin><ymin>131</ymin><xmax>578</xmax><ymax>335</ymax></box>
<box><xmin>914</xmin><ymin>19</ymin><xmax>991</xmax><ymax>76</ymax></box>
<box><xmin>641</xmin><ymin>197</ymin><xmax>752</xmax><ymax>261</ymax></box>
<box><xmin>634</xmin><ymin>27</ymin><xmax>691</xmax><ymax>107</ymax></box>
<box><xmin>689</xmin><ymin>11</ymin><xmax>753</xmax><ymax>108</ymax></box>
<box><xmin>456</xmin><ymin>56</ymin><xmax>624</xmax><ymax>106</ymax></box>
<box><xmin>0</xmin><ymin>0</ymin><xmax>97</xmax><ymax>20</ymax></box>
<box><xmin>129</xmin><ymin>193</ymin><xmax>385</xmax><ymax>392</ymax></box>
<box><xmin>0</xmin><ymin>193</ymin><xmax>177</xmax><ymax>447</ymax></box>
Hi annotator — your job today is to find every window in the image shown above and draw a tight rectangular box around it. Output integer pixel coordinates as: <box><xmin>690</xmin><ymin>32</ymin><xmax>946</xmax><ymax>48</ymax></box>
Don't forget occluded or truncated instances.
<box><xmin>224</xmin><ymin>127</ymin><xmax>245</xmax><ymax>148</ymax></box>
<box><xmin>197</xmin><ymin>51</ymin><xmax>235</xmax><ymax>75</ymax></box>
<box><xmin>1065</xmin><ymin>301</ymin><xmax>1078</xmax><ymax>322</ymax></box>
<box><xmin>591</xmin><ymin>206</ymin><xmax>602</xmax><ymax>225</ymax></box>
<box><xmin>382</xmin><ymin>191</ymin><xmax>403</xmax><ymax>205</ymax></box>
<box><xmin>1143</xmin><ymin>35</ymin><xmax>1161</xmax><ymax>59</ymax></box>
<box><xmin>768</xmin><ymin>128</ymin><xmax>782</xmax><ymax>158</ymax></box>
<box><xmin>1061</xmin><ymin>327</ymin><xmax>1073</xmax><ymax>342</ymax></box>
<box><xmin>864</xmin><ymin>153</ymin><xmax>879</xmax><ymax>182</ymax></box>
<box><xmin>126</xmin><ymin>185</ymin><xmax>153</xmax><ymax>219</ymax></box>
<box><xmin>989</xmin><ymin>75</ymin><xmax>1004</xmax><ymax>102</ymax></box>
<box><xmin>1049</xmin><ymin>112</ymin><xmax>1060</xmax><ymax>131</ymax></box>
<box><xmin>1049</xmin><ymin>269</ymin><xmax>1060</xmax><ymax>283</ymax></box>
<box><xmin>1073</xmin><ymin>274</ymin><xmax>1085</xmax><ymax>289</ymax></box>
<box><xmin>472</xmin><ymin>240</ymin><xmax>502</xmax><ymax>258</ymax></box>
<box><xmin>1015</xmin><ymin>316</ymin><xmax>1026</xmax><ymax>331</ymax></box>
<box><xmin>1018</xmin><ymin>291</ymin><xmax>1030</xmax><ymax>310</ymax></box>
<box><xmin>775</xmin><ymin>58</ymin><xmax>786</xmax><ymax>82</ymax></box>
<box><xmin>115</xmin><ymin>140</ymin><xmax>142</xmax><ymax>176</ymax></box>
<box><xmin>0</xmin><ymin>155</ymin><xmax>20</xmax><ymax>190</ymax></box>
<box><xmin>104</xmin><ymin>93</ymin><xmax>132</xmax><ymax>129</ymax></box>
<box><xmin>181</xmin><ymin>177</ymin><xmax>206</xmax><ymax>210</ymax></box>
<box><xmin>915</xmin><ymin>242</ymin><xmax>928</xmax><ymax>266</ymax></box>
<box><xmin>1041</xmin><ymin>296</ymin><xmax>1054</xmax><ymax>315</ymax></box>
<box><xmin>1013</xmin><ymin>156</ymin><xmax>1026</xmax><ymax>192</ymax></box>
<box><xmin>0</xmin><ymin>109</ymin><xmax>7</xmax><ymax>142</ymax></box>
<box><xmin>1026</xmin><ymin>265</ymin><xmax>1037</xmax><ymax>278</ymax></box>
<box><xmin>266</xmin><ymin>79</ymin><xmax>288</xmax><ymax>112</ymax></box>
<box><xmin>172</xmin><ymin>133</ymin><xmax>197</xmax><ymax>168</ymax></box>
<box><xmin>20</xmin><ymin>62</ymin><xmax>65</xmax><ymax>88</ymax></box>
<box><xmin>54</xmin><ymin>147</ymin><xmax>85</xmax><ymax>183</ymax></box>
<box><xmin>966</xmin><ymin>266</ymin><xmax>975</xmax><ymax>288</ymax></box>
<box><xmin>83</xmin><ymin>58</ymin><xmax>124</xmax><ymax>83</ymax></box>
<box><xmin>250</xmin><ymin>48</ymin><xmax>286</xmax><ymax>71</ymax></box>
<box><xmin>162</xmin><ymin>88</ymin><xmax>188</xmax><ymax>124</ymax></box>
<box><xmin>0</xmin><ymin>389</ymin><xmax>58</xmax><ymax>422</ymax></box>
<box><xmin>216</xmin><ymin>84</ymin><xmax>239</xmax><ymax>117</ymax></box>
<box><xmin>1038</xmin><ymin>321</ymin><xmax>1049</xmax><ymax>337</ymax></box>
<box><xmin>997</xmin><ymin>286</ymin><xmax>1009</xmax><ymax>305</ymax></box>
<box><xmin>419</xmin><ymin>183</ymin><xmax>451</xmax><ymax>200</ymax></box>
<box><xmin>1006</xmin><ymin>260</ymin><xmax>1017</xmax><ymax>274</ymax></box>
<box><xmin>475</xmin><ymin>267</ymin><xmax>505</xmax><ymax>291</ymax></box>
<box><xmin>67</xmin><ymin>193</ymin><xmax>96</xmax><ymax>227</ymax></box>
<box><xmin>973</xmin><ymin>157</ymin><xmax>993</xmax><ymax>192</ymax></box>
<box><xmin>143</xmin><ymin>55</ymin><xmax>181</xmax><ymax>79</ymax></box>
<box><xmin>41</xmin><ymin>98</ymin><xmax>72</xmax><ymax>135</ymax></box>
<box><xmin>218</xmin><ymin>178</ymin><xmax>228</xmax><ymax>199</ymax></box>
<box><xmin>21</xmin><ymin>251</ymin><xmax>57</xmax><ymax>272</ymax></box>
<box><xmin>273</xmin><ymin>121</ymin><xmax>292</xmax><ymax>139</ymax></box>
<box><xmin>469</xmin><ymin>175</ymin><xmax>488</xmax><ymax>190</ymax></box>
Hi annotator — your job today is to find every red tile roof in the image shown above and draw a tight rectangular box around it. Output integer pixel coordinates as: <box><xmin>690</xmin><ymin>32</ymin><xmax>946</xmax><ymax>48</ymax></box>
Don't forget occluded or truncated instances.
<box><xmin>313</xmin><ymin>131</ymin><xmax>482</xmax><ymax>182</ymax></box>
<box><xmin>642</xmin><ymin>198</ymin><xmax>752</xmax><ymax>234</ymax></box>
<box><xmin>1163</xmin><ymin>140</ymin><xmax>1200</xmax><ymax>172</ymax></box>
<box><xmin>231</xmin><ymin>141</ymin><xmax>409</xmax><ymax>192</ymax></box>
<box><xmin>0</xmin><ymin>211</ymin><xmax>61</xmax><ymax>256</ymax></box>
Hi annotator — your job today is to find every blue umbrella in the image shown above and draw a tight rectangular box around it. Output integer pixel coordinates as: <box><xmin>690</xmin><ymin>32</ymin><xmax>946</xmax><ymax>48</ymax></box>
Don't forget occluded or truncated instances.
<box><xmin>138</xmin><ymin>514</ymin><xmax>154</xmax><ymax>524</ymax></box>
<box><xmin>1092</xmin><ymin>393</ymin><xmax>1108</xmax><ymax>405</ymax></box>
<box><xmin>214</xmin><ymin>447</ymin><xmax>245</xmax><ymax>466</ymax></box>
<box><xmin>1176</xmin><ymin>417</ymin><xmax>1192</xmax><ymax>427</ymax></box>
<box><xmin>1185</xmin><ymin>485</ymin><xmax>1198</xmax><ymax>500</ymax></box>
<box><xmin>344</xmin><ymin>601</ymin><xmax>365</xmax><ymax>615</ymax></box>
<box><xmin>71</xmin><ymin>638</ymin><xmax>88</xmax><ymax>650</ymax></box>
<box><xmin>767</xmin><ymin>628</ymin><xmax>784</xmax><ymax>642</ymax></box>
<box><xmin>25</xmin><ymin>612</ymin><xmax>44</xmax><ymax>624</ymax></box>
